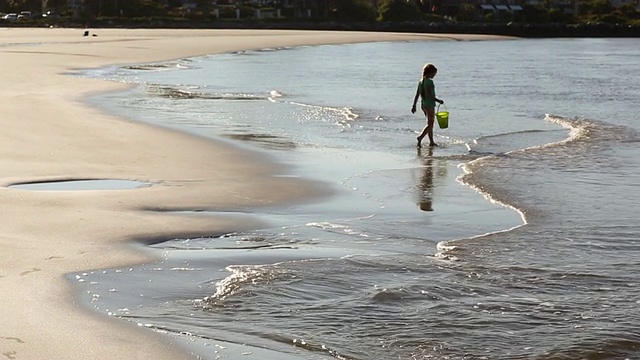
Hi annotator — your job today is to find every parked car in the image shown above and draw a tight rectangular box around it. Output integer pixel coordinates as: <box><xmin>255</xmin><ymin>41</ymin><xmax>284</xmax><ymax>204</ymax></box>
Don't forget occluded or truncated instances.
<box><xmin>17</xmin><ymin>11</ymin><xmax>32</xmax><ymax>20</ymax></box>
<box><xmin>2</xmin><ymin>13</ymin><xmax>18</xmax><ymax>21</ymax></box>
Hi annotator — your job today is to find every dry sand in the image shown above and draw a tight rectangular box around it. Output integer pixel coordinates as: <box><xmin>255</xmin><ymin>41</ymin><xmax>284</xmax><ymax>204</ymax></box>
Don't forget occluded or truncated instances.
<box><xmin>0</xmin><ymin>28</ymin><xmax>510</xmax><ymax>359</ymax></box>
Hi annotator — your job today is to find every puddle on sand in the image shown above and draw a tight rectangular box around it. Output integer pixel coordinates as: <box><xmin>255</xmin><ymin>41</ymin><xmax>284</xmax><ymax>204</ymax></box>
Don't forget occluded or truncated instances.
<box><xmin>9</xmin><ymin>179</ymin><xmax>150</xmax><ymax>191</ymax></box>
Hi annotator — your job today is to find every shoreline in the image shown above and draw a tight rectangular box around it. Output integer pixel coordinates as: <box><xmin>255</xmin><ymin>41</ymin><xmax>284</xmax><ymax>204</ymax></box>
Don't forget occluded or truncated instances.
<box><xmin>0</xmin><ymin>28</ymin><xmax>511</xmax><ymax>359</ymax></box>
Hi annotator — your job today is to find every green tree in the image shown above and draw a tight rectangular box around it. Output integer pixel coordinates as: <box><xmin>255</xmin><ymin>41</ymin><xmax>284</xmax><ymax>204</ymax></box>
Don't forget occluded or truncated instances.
<box><xmin>330</xmin><ymin>0</ymin><xmax>377</xmax><ymax>21</ymax></box>
<box><xmin>6</xmin><ymin>0</ymin><xmax>40</xmax><ymax>11</ymax></box>
<box><xmin>597</xmin><ymin>10</ymin><xmax>626</xmax><ymax>22</ymax></box>
<box><xmin>579</xmin><ymin>0</ymin><xmax>614</xmax><ymax>17</ymax></box>
<box><xmin>617</xmin><ymin>2</ymin><xmax>639</xmax><ymax>18</ymax></box>
<box><xmin>456</xmin><ymin>3</ymin><xmax>477</xmax><ymax>21</ymax></box>
<box><xmin>547</xmin><ymin>7</ymin><xmax>574</xmax><ymax>22</ymax></box>
<box><xmin>520</xmin><ymin>5</ymin><xmax>552</xmax><ymax>22</ymax></box>
<box><xmin>127</xmin><ymin>0</ymin><xmax>166</xmax><ymax>17</ymax></box>
<box><xmin>192</xmin><ymin>0</ymin><xmax>214</xmax><ymax>18</ymax></box>
<box><xmin>43</xmin><ymin>0</ymin><xmax>67</xmax><ymax>12</ymax></box>
<box><xmin>96</xmin><ymin>0</ymin><xmax>165</xmax><ymax>17</ymax></box>
<box><xmin>377</xmin><ymin>0</ymin><xmax>421</xmax><ymax>21</ymax></box>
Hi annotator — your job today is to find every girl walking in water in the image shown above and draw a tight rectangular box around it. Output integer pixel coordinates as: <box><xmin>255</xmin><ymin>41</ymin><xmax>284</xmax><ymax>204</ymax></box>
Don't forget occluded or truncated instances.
<box><xmin>411</xmin><ymin>63</ymin><xmax>444</xmax><ymax>147</ymax></box>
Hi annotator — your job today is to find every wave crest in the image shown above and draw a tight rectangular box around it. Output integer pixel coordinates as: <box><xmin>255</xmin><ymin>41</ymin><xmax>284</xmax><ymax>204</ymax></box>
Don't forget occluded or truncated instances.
<box><xmin>198</xmin><ymin>264</ymin><xmax>283</xmax><ymax>306</ymax></box>
<box><xmin>147</xmin><ymin>84</ymin><xmax>270</xmax><ymax>101</ymax></box>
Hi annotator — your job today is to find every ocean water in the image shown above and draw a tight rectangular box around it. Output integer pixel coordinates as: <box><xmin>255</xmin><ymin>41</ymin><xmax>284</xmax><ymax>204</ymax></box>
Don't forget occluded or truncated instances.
<box><xmin>73</xmin><ymin>38</ymin><xmax>640</xmax><ymax>359</ymax></box>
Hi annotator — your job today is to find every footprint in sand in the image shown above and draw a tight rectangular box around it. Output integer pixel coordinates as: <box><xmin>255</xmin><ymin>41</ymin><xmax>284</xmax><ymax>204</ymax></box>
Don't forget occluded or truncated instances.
<box><xmin>1</xmin><ymin>337</ymin><xmax>24</xmax><ymax>344</ymax></box>
<box><xmin>2</xmin><ymin>351</ymin><xmax>17</xmax><ymax>360</ymax></box>
<box><xmin>2</xmin><ymin>337</ymin><xmax>24</xmax><ymax>360</ymax></box>
<box><xmin>19</xmin><ymin>268</ymin><xmax>41</xmax><ymax>276</ymax></box>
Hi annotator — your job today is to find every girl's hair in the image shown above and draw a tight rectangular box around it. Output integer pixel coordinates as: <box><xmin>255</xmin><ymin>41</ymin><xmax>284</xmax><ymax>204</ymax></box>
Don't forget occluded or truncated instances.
<box><xmin>422</xmin><ymin>63</ymin><xmax>438</xmax><ymax>77</ymax></box>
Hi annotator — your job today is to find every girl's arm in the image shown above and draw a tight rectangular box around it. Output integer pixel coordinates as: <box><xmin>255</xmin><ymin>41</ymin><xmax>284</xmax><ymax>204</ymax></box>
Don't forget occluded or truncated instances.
<box><xmin>411</xmin><ymin>84</ymin><xmax>420</xmax><ymax>113</ymax></box>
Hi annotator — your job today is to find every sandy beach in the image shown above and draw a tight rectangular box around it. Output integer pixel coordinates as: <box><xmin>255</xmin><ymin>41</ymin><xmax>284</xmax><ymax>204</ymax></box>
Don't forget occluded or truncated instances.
<box><xmin>0</xmin><ymin>28</ymin><xmax>510</xmax><ymax>359</ymax></box>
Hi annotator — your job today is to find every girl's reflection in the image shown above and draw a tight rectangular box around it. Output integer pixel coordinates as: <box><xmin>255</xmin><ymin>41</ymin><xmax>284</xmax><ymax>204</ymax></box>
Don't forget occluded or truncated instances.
<box><xmin>417</xmin><ymin>147</ymin><xmax>434</xmax><ymax>211</ymax></box>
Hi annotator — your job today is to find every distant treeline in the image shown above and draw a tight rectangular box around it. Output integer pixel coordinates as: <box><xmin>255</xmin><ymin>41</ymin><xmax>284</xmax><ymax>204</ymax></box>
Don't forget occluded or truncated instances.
<box><xmin>1</xmin><ymin>0</ymin><xmax>639</xmax><ymax>36</ymax></box>
<box><xmin>3</xmin><ymin>18</ymin><xmax>639</xmax><ymax>38</ymax></box>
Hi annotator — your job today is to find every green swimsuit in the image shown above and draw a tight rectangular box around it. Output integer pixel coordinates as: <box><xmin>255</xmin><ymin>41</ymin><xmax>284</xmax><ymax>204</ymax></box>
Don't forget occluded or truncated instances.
<box><xmin>419</xmin><ymin>78</ymin><xmax>436</xmax><ymax>109</ymax></box>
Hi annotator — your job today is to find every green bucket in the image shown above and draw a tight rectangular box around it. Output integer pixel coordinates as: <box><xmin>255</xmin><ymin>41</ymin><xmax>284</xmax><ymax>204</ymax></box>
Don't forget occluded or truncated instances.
<box><xmin>436</xmin><ymin>104</ymin><xmax>449</xmax><ymax>129</ymax></box>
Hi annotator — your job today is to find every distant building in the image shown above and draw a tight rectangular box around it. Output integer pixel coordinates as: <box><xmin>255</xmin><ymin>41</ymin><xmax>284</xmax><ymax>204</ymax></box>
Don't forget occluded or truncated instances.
<box><xmin>469</xmin><ymin>0</ymin><xmax>638</xmax><ymax>14</ymax></box>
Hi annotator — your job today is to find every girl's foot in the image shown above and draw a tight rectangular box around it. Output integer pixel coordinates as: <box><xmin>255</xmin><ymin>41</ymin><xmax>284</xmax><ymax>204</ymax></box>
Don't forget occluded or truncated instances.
<box><xmin>429</xmin><ymin>143</ymin><xmax>438</xmax><ymax>147</ymax></box>
<box><xmin>417</xmin><ymin>137</ymin><xmax>422</xmax><ymax>148</ymax></box>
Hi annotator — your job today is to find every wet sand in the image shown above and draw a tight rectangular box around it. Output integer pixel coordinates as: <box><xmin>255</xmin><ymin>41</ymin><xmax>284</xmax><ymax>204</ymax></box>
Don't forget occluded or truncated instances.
<box><xmin>0</xmin><ymin>28</ymin><xmax>512</xmax><ymax>359</ymax></box>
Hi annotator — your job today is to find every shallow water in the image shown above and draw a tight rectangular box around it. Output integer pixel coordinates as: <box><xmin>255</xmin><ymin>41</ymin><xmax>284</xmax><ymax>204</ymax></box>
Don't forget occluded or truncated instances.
<box><xmin>73</xmin><ymin>38</ymin><xmax>640</xmax><ymax>359</ymax></box>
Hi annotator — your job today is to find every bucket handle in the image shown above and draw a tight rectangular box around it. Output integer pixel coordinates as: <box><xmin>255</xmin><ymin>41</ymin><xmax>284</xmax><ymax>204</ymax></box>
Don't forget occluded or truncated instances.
<box><xmin>437</xmin><ymin>103</ymin><xmax>448</xmax><ymax>113</ymax></box>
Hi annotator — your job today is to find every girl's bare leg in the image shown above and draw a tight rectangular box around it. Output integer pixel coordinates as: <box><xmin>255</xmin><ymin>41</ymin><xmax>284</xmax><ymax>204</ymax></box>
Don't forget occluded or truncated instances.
<box><xmin>426</xmin><ymin>108</ymin><xmax>437</xmax><ymax>146</ymax></box>
<box><xmin>417</xmin><ymin>108</ymin><xmax>428</xmax><ymax>147</ymax></box>
<box><xmin>427</xmin><ymin>123</ymin><xmax>436</xmax><ymax>146</ymax></box>
<box><xmin>417</xmin><ymin>126</ymin><xmax>428</xmax><ymax>147</ymax></box>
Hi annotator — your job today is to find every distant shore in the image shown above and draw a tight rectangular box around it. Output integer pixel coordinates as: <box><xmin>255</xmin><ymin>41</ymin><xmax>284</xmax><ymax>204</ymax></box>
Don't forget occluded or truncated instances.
<box><xmin>3</xmin><ymin>19</ymin><xmax>640</xmax><ymax>37</ymax></box>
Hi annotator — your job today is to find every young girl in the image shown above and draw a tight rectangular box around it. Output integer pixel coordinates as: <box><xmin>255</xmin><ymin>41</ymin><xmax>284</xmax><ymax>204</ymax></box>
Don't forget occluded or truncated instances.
<box><xmin>411</xmin><ymin>63</ymin><xmax>444</xmax><ymax>147</ymax></box>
